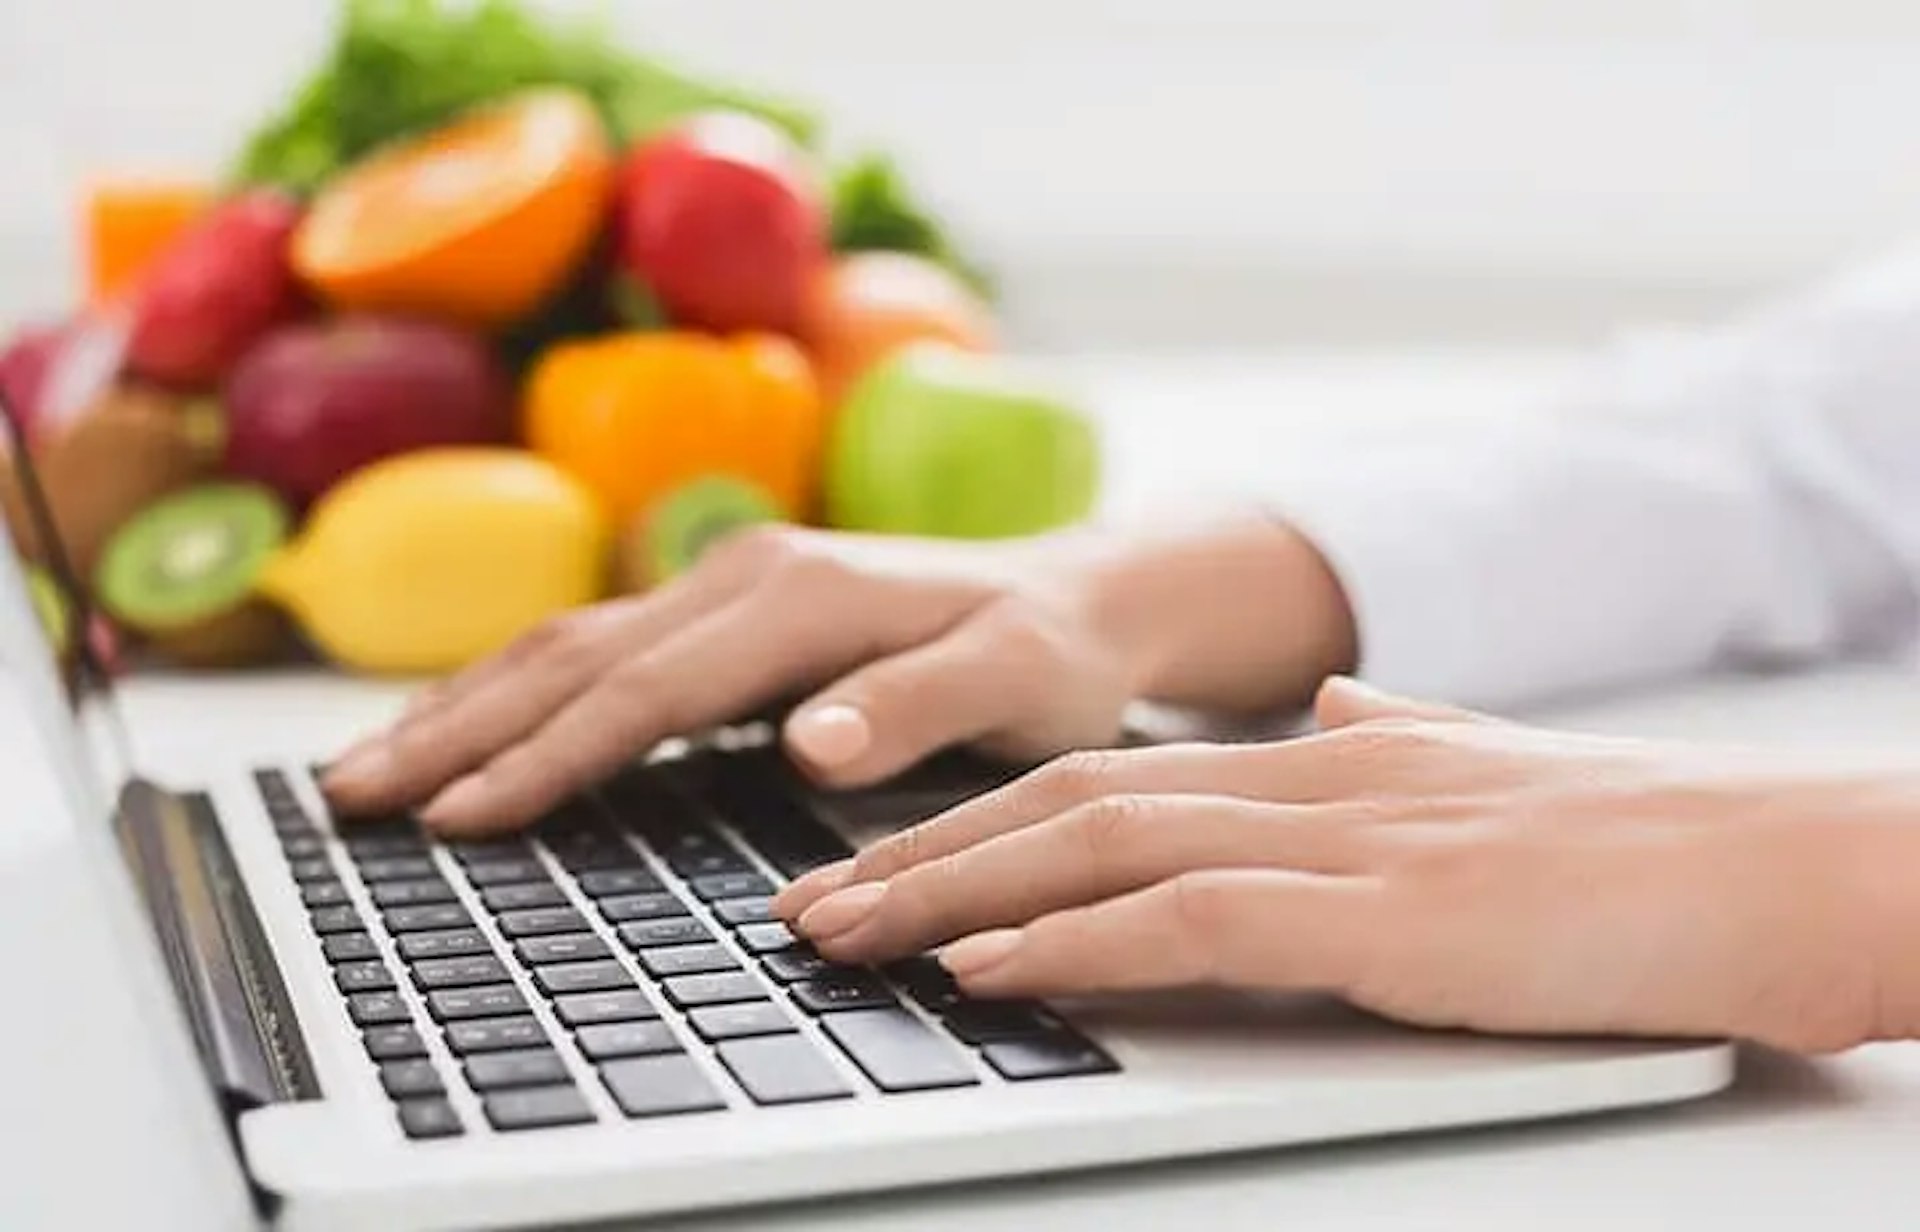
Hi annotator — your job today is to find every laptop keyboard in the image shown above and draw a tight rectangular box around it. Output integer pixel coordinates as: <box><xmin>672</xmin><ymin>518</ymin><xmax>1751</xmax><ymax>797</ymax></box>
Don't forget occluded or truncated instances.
<box><xmin>252</xmin><ymin>745</ymin><xmax>1117</xmax><ymax>1141</ymax></box>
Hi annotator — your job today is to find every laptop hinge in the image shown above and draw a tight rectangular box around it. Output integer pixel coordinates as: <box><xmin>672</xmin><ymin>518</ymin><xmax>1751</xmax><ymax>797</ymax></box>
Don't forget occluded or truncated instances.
<box><xmin>115</xmin><ymin>778</ymin><xmax>321</xmax><ymax>1117</ymax></box>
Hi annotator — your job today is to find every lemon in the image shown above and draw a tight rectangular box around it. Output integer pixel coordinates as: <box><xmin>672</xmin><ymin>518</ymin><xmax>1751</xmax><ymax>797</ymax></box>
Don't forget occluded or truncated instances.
<box><xmin>259</xmin><ymin>448</ymin><xmax>609</xmax><ymax>675</ymax></box>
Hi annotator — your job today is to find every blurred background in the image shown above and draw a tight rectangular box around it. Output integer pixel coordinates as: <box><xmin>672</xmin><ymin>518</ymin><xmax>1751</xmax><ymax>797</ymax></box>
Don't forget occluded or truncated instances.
<box><xmin>6</xmin><ymin>0</ymin><xmax>1920</xmax><ymax>348</ymax></box>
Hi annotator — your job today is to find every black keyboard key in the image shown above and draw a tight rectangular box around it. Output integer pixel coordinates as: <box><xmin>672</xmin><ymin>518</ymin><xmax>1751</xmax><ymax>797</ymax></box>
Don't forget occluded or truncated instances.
<box><xmin>719</xmin><ymin>1035</ymin><xmax>852</xmax><ymax>1105</ymax></box>
<box><xmin>734</xmin><ymin>922</ymin><xmax>797</xmax><ymax>953</ymax></box>
<box><xmin>348</xmin><ymin>991</ymin><xmax>411</xmax><ymax>1026</ymax></box>
<box><xmin>666</xmin><ymin>845</ymin><xmax>752</xmax><ymax>878</ymax></box>
<box><xmin>574</xmin><ymin>1021</ymin><xmax>681</xmax><ymax>1061</ymax></box>
<box><xmin>981</xmin><ymin>1033</ymin><xmax>1118</xmax><ymax>1081</ymax></box>
<box><xmin>554</xmin><ymin>990</ymin><xmax>659</xmax><ymax>1027</ymax></box>
<box><xmin>309</xmin><ymin>905</ymin><xmax>364</xmax><ymax>934</ymax></box>
<box><xmin>480</xmin><ymin>883</ymin><xmax>567</xmax><ymax>912</ymax></box>
<box><xmin>288</xmin><ymin>856</ymin><xmax>337</xmax><ymax>884</ymax></box>
<box><xmin>463</xmin><ymin>858</ymin><xmax>549</xmax><ymax>887</ymax></box>
<box><xmin>396</xmin><ymin>1097</ymin><xmax>463</xmax><ymax>1139</ymax></box>
<box><xmin>821</xmin><ymin>1008</ymin><xmax>978</xmax><ymax>1092</ymax></box>
<box><xmin>379</xmin><ymin>1059</ymin><xmax>445</xmax><ymax>1099</ymax></box>
<box><xmin>281</xmin><ymin>834</ymin><xmax>328</xmax><ymax>859</ymax></box>
<box><xmin>334</xmin><ymin>961</ymin><xmax>397</xmax><ymax>994</ymax></box>
<box><xmin>301</xmin><ymin>880</ymin><xmax>351</xmax><ymax>908</ymax></box>
<box><xmin>597</xmin><ymin>893</ymin><xmax>687</xmax><ymax>923</ymax></box>
<box><xmin>396</xmin><ymin>929</ymin><xmax>489</xmax><ymax>961</ymax></box>
<box><xmin>464</xmin><ymin>1048</ymin><xmax>570</xmax><ymax>1091</ymax></box>
<box><xmin>545</xmin><ymin>830</ymin><xmax>643</xmax><ymax>872</ymax></box>
<box><xmin>355</xmin><ymin>855</ymin><xmax>439</xmax><ymax>883</ymax></box>
<box><xmin>883</xmin><ymin>956</ymin><xmax>956</xmax><ymax>1002</ymax></box>
<box><xmin>575</xmin><ymin>868</ymin><xmax>662</xmax><ymax>898</ymax></box>
<box><xmin>362</xmin><ymin>1025</ymin><xmax>427</xmax><ymax>1061</ymax></box>
<box><xmin>689</xmin><ymin>1002</ymin><xmax>795</xmax><ymax>1042</ymax></box>
<box><xmin>761</xmin><ymin>949</ymin><xmax>835</xmax><ymax>984</ymax></box>
<box><xmin>712</xmin><ymin>897</ymin><xmax>774</xmax><ymax>926</ymax></box>
<box><xmin>496</xmin><ymin>907</ymin><xmax>587</xmax><ymax>938</ymax></box>
<box><xmin>533</xmin><ymin>961</ymin><xmax>634</xmax><ymax>997</ymax></box>
<box><xmin>704</xmin><ymin>750</ymin><xmax>856</xmax><ymax>877</ymax></box>
<box><xmin>616</xmin><ymin>918</ymin><xmax>712</xmax><ymax>950</ymax></box>
<box><xmin>514</xmin><ymin>934</ymin><xmax>609</xmax><ymax>965</ymax></box>
<box><xmin>343</xmin><ymin>834</ymin><xmax>428</xmax><ymax>860</ymax></box>
<box><xmin>444</xmin><ymin>1016</ymin><xmax>548</xmax><ymax>1055</ymax></box>
<box><xmin>321</xmin><ymin>932</ymin><xmax>380</xmax><ymax>963</ymax></box>
<box><xmin>384</xmin><ymin>904</ymin><xmax>472</xmax><ymax>933</ymax></box>
<box><xmin>426</xmin><ymin>985</ymin><xmax>527</xmax><ymax>1022</ymax></box>
<box><xmin>484</xmin><ymin>1086</ymin><xmax>593</xmax><ymax>1131</ymax></box>
<box><xmin>447</xmin><ymin>838</ymin><xmax>531</xmax><ymax>866</ymax></box>
<box><xmin>370</xmin><ymin>878</ymin><xmax>458</xmax><ymax>908</ymax></box>
<box><xmin>689</xmin><ymin>872</ymin><xmax>773</xmax><ymax>902</ymax></box>
<box><xmin>790</xmin><ymin>973</ymin><xmax>898</xmax><ymax>1015</ymax></box>
<box><xmin>636</xmin><ymin>944</ymin><xmax>739</xmax><ymax>979</ymax></box>
<box><xmin>411</xmin><ymin>955</ymin><xmax>510</xmax><ymax>990</ymax></box>
<box><xmin>662</xmin><ymin>972</ymin><xmax>764</xmax><ymax>1008</ymax></box>
<box><xmin>942</xmin><ymin>1002</ymin><xmax>1068</xmax><ymax>1044</ymax></box>
<box><xmin>600</xmin><ymin>1055</ymin><xmax>726</xmax><ymax>1118</ymax></box>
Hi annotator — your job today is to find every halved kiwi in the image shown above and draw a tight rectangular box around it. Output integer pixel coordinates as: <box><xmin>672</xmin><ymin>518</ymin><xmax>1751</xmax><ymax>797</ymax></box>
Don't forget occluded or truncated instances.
<box><xmin>95</xmin><ymin>483</ymin><xmax>292</xmax><ymax>667</ymax></box>
<box><xmin>619</xmin><ymin>475</ymin><xmax>782</xmax><ymax>592</ymax></box>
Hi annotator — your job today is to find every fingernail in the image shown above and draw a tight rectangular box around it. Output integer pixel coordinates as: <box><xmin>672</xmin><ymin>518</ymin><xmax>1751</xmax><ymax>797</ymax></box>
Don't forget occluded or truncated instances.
<box><xmin>772</xmin><ymin>859</ymin><xmax>854</xmax><ymax>919</ymax></box>
<box><xmin>321</xmin><ymin>743</ymin><xmax>389</xmax><ymax>794</ymax></box>
<box><xmin>797</xmin><ymin>880</ymin><xmax>887</xmax><ymax>940</ymax></box>
<box><xmin>786</xmin><ymin>704</ymin><xmax>872</xmax><ymax>769</ymax></box>
<box><xmin>418</xmin><ymin>776</ymin><xmax>483</xmax><ymax>829</ymax></box>
<box><xmin>940</xmin><ymin>929</ymin><xmax>1023</xmax><ymax>980</ymax></box>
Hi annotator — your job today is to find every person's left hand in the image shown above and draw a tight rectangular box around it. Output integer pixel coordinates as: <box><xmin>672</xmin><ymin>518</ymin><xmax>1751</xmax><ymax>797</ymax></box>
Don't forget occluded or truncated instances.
<box><xmin>774</xmin><ymin>677</ymin><xmax>1920</xmax><ymax>1053</ymax></box>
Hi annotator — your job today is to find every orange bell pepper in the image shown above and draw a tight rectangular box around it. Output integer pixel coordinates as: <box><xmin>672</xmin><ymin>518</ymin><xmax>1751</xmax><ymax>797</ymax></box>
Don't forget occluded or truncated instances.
<box><xmin>523</xmin><ymin>331</ymin><xmax>823</xmax><ymax>527</ymax></box>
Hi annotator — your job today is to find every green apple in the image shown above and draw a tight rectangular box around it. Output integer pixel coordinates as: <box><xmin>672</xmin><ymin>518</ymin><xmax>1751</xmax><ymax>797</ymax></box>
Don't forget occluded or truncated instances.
<box><xmin>825</xmin><ymin>344</ymin><xmax>1099</xmax><ymax>538</ymax></box>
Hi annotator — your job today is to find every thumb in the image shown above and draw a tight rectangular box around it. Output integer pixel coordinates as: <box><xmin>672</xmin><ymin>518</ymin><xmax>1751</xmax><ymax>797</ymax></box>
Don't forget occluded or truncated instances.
<box><xmin>1313</xmin><ymin>675</ymin><xmax>1495</xmax><ymax>730</ymax></box>
<box><xmin>781</xmin><ymin>618</ymin><xmax>1038</xmax><ymax>789</ymax></box>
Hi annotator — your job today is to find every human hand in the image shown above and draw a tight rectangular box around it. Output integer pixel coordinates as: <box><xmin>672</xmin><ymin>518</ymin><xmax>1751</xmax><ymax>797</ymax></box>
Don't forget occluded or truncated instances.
<box><xmin>321</xmin><ymin>516</ymin><xmax>1353</xmax><ymax>835</ymax></box>
<box><xmin>776</xmin><ymin>677</ymin><xmax>1920</xmax><ymax>1052</ymax></box>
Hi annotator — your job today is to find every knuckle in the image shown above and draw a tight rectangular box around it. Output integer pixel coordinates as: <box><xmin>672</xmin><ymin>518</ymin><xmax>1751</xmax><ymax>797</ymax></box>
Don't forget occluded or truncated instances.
<box><xmin>706</xmin><ymin>522</ymin><xmax>804</xmax><ymax>573</ymax></box>
<box><xmin>1065</xmin><ymin>794</ymin><xmax>1159</xmax><ymax>867</ymax></box>
<box><xmin>1164</xmin><ymin>872</ymin><xmax>1232</xmax><ymax>980</ymax></box>
<box><xmin>1032</xmin><ymin>748</ymin><xmax>1126</xmax><ymax>808</ymax></box>
<box><xmin>976</xmin><ymin>599</ymin><xmax>1070</xmax><ymax>666</ymax></box>
<box><xmin>854</xmin><ymin>822</ymin><xmax>932</xmax><ymax>881</ymax></box>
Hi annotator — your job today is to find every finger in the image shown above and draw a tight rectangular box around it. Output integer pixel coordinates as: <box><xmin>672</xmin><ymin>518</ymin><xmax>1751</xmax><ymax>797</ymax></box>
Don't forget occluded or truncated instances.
<box><xmin>798</xmin><ymin>794</ymin><xmax>1377</xmax><ymax>963</ymax></box>
<box><xmin>937</xmin><ymin>868</ymin><xmax>1380</xmax><ymax>997</ymax></box>
<box><xmin>783</xmin><ymin>604</ymin><xmax>1114</xmax><ymax>789</ymax></box>
<box><xmin>323</xmin><ymin>572</ymin><xmax>742</xmax><ymax>814</ymax></box>
<box><xmin>1313</xmin><ymin>676</ymin><xmax>1494</xmax><ymax>730</ymax></box>
<box><xmin>418</xmin><ymin>581</ymin><xmax>938</xmax><ymax>834</ymax></box>
<box><xmin>787</xmin><ymin>738</ymin><xmax>1368</xmax><ymax>916</ymax></box>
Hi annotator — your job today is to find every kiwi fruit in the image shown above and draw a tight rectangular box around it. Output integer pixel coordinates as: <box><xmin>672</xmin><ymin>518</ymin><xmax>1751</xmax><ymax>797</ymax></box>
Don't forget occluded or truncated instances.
<box><xmin>95</xmin><ymin>482</ymin><xmax>292</xmax><ymax>668</ymax></box>
<box><xmin>618</xmin><ymin>475</ymin><xmax>781</xmax><ymax>592</ymax></box>
<box><xmin>13</xmin><ymin>385</ymin><xmax>217</xmax><ymax>576</ymax></box>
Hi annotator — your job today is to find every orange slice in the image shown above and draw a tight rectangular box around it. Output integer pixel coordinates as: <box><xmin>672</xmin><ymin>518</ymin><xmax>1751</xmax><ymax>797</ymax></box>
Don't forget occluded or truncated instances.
<box><xmin>84</xmin><ymin>179</ymin><xmax>213</xmax><ymax>306</ymax></box>
<box><xmin>293</xmin><ymin>88</ymin><xmax>613</xmax><ymax>330</ymax></box>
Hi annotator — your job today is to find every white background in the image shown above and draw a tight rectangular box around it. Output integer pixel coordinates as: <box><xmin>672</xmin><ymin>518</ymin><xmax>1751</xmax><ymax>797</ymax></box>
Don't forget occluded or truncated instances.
<box><xmin>6</xmin><ymin>0</ymin><xmax>1920</xmax><ymax>342</ymax></box>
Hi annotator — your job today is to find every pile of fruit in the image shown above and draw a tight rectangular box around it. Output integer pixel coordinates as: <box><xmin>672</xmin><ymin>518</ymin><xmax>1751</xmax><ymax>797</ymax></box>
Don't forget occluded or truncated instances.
<box><xmin>0</xmin><ymin>1</ymin><xmax>1098</xmax><ymax>678</ymax></box>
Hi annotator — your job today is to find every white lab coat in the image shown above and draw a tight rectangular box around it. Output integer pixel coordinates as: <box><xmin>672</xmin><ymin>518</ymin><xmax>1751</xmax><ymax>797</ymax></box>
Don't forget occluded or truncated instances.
<box><xmin>1277</xmin><ymin>245</ymin><xmax>1920</xmax><ymax>708</ymax></box>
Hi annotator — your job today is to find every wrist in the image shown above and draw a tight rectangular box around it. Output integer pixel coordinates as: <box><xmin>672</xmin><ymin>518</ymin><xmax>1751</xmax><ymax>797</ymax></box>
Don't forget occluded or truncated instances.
<box><xmin>1072</xmin><ymin>512</ymin><xmax>1357</xmax><ymax>714</ymax></box>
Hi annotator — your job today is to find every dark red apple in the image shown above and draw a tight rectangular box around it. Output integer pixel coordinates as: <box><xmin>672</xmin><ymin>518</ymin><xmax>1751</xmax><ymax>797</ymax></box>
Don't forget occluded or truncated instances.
<box><xmin>222</xmin><ymin>315</ymin><xmax>512</xmax><ymax>507</ymax></box>
<box><xmin>615</xmin><ymin>111</ymin><xmax>827</xmax><ymax>335</ymax></box>
<box><xmin>126</xmin><ymin>189</ymin><xmax>305</xmax><ymax>389</ymax></box>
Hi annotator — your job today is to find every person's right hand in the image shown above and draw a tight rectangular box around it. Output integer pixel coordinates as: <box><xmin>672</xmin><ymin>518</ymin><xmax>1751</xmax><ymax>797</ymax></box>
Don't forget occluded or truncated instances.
<box><xmin>321</xmin><ymin>517</ymin><xmax>1354</xmax><ymax>836</ymax></box>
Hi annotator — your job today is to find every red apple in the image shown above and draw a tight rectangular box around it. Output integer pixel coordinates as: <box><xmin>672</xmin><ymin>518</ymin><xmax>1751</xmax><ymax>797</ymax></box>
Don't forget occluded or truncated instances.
<box><xmin>615</xmin><ymin>111</ymin><xmax>826</xmax><ymax>335</ymax></box>
<box><xmin>222</xmin><ymin>315</ymin><xmax>512</xmax><ymax>507</ymax></box>
<box><xmin>0</xmin><ymin>318</ymin><xmax>80</xmax><ymax>443</ymax></box>
<box><xmin>126</xmin><ymin>189</ymin><xmax>304</xmax><ymax>389</ymax></box>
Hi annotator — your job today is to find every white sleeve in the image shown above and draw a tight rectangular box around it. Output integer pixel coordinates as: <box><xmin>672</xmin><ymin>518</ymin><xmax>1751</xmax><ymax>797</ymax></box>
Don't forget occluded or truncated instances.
<box><xmin>1271</xmin><ymin>245</ymin><xmax>1920</xmax><ymax>709</ymax></box>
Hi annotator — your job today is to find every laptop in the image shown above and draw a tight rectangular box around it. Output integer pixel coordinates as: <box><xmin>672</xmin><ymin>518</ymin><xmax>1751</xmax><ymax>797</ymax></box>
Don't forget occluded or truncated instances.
<box><xmin>0</xmin><ymin>390</ymin><xmax>1733</xmax><ymax>1230</ymax></box>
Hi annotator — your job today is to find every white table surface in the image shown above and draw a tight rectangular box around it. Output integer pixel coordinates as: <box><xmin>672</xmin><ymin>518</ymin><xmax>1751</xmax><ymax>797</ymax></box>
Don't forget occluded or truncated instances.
<box><xmin>21</xmin><ymin>348</ymin><xmax>1920</xmax><ymax>1230</ymax></box>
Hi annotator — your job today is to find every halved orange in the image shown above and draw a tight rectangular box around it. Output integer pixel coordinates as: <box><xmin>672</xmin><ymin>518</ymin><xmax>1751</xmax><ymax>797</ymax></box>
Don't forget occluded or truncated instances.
<box><xmin>84</xmin><ymin>178</ymin><xmax>213</xmax><ymax>305</ymax></box>
<box><xmin>293</xmin><ymin>88</ymin><xmax>613</xmax><ymax>331</ymax></box>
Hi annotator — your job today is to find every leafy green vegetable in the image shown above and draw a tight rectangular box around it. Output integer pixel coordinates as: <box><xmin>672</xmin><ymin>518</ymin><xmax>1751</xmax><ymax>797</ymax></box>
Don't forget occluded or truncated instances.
<box><xmin>233</xmin><ymin>0</ymin><xmax>817</xmax><ymax>193</ymax></box>
<box><xmin>829</xmin><ymin>153</ymin><xmax>994</xmax><ymax>298</ymax></box>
